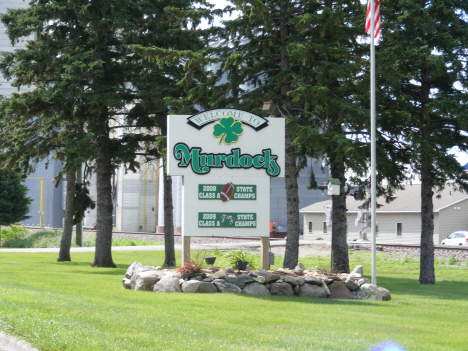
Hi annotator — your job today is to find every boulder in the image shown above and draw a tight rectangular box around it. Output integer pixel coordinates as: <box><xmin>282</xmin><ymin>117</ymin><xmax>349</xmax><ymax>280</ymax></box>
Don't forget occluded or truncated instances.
<box><xmin>344</xmin><ymin>278</ymin><xmax>360</xmax><ymax>291</ymax></box>
<box><xmin>351</xmin><ymin>265</ymin><xmax>364</xmax><ymax>276</ymax></box>
<box><xmin>340</xmin><ymin>273</ymin><xmax>349</xmax><ymax>281</ymax></box>
<box><xmin>213</xmin><ymin>279</ymin><xmax>242</xmax><ymax>294</ymax></box>
<box><xmin>349</xmin><ymin>273</ymin><xmax>362</xmax><ymax>279</ymax></box>
<box><xmin>208</xmin><ymin>266</ymin><xmax>220</xmax><ymax>273</ymax></box>
<box><xmin>213</xmin><ymin>270</ymin><xmax>226</xmax><ymax>279</ymax></box>
<box><xmin>225</xmin><ymin>274</ymin><xmax>254</xmax><ymax>289</ymax></box>
<box><xmin>153</xmin><ymin>273</ymin><xmax>181</xmax><ymax>293</ymax></box>
<box><xmin>270</xmin><ymin>282</ymin><xmax>294</xmax><ymax>296</ymax></box>
<box><xmin>203</xmin><ymin>275</ymin><xmax>215</xmax><ymax>282</ymax></box>
<box><xmin>125</xmin><ymin>261</ymin><xmax>142</xmax><ymax>279</ymax></box>
<box><xmin>355</xmin><ymin>283</ymin><xmax>383</xmax><ymax>301</ymax></box>
<box><xmin>328</xmin><ymin>281</ymin><xmax>355</xmax><ymax>299</ymax></box>
<box><xmin>298</xmin><ymin>284</ymin><xmax>327</xmax><ymax>298</ymax></box>
<box><xmin>321</xmin><ymin>280</ymin><xmax>330</xmax><ymax>297</ymax></box>
<box><xmin>329</xmin><ymin>275</ymin><xmax>342</xmax><ymax>282</ymax></box>
<box><xmin>131</xmin><ymin>270</ymin><xmax>162</xmax><ymax>291</ymax></box>
<box><xmin>225</xmin><ymin>274</ymin><xmax>237</xmax><ymax>284</ymax></box>
<box><xmin>254</xmin><ymin>276</ymin><xmax>266</xmax><ymax>284</ymax></box>
<box><xmin>378</xmin><ymin>287</ymin><xmax>391</xmax><ymax>301</ymax></box>
<box><xmin>236</xmin><ymin>274</ymin><xmax>254</xmax><ymax>289</ymax></box>
<box><xmin>293</xmin><ymin>285</ymin><xmax>300</xmax><ymax>295</ymax></box>
<box><xmin>181</xmin><ymin>280</ymin><xmax>217</xmax><ymax>293</ymax></box>
<box><xmin>296</xmin><ymin>262</ymin><xmax>306</xmax><ymax>270</ymax></box>
<box><xmin>283</xmin><ymin>276</ymin><xmax>298</xmax><ymax>287</ymax></box>
<box><xmin>264</xmin><ymin>274</ymin><xmax>281</xmax><ymax>284</ymax></box>
<box><xmin>258</xmin><ymin>269</ymin><xmax>268</xmax><ymax>276</ymax></box>
<box><xmin>249</xmin><ymin>272</ymin><xmax>259</xmax><ymax>278</ymax></box>
<box><xmin>226</xmin><ymin>267</ymin><xmax>235</xmax><ymax>274</ymax></box>
<box><xmin>295</xmin><ymin>277</ymin><xmax>305</xmax><ymax>286</ymax></box>
<box><xmin>324</xmin><ymin>278</ymin><xmax>334</xmax><ymax>285</ymax></box>
<box><xmin>293</xmin><ymin>268</ymin><xmax>304</xmax><ymax>275</ymax></box>
<box><xmin>304</xmin><ymin>276</ymin><xmax>322</xmax><ymax>286</ymax></box>
<box><xmin>358</xmin><ymin>278</ymin><xmax>369</xmax><ymax>286</ymax></box>
<box><xmin>122</xmin><ymin>278</ymin><xmax>131</xmax><ymax>289</ymax></box>
<box><xmin>242</xmin><ymin>282</ymin><xmax>271</xmax><ymax>296</ymax></box>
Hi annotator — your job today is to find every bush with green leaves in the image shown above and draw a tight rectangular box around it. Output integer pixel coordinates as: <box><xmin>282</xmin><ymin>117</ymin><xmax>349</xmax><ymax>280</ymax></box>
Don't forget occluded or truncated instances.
<box><xmin>448</xmin><ymin>255</ymin><xmax>459</xmax><ymax>265</ymax></box>
<box><xmin>0</xmin><ymin>225</ymin><xmax>29</xmax><ymax>245</ymax></box>
<box><xmin>224</xmin><ymin>248</ymin><xmax>256</xmax><ymax>270</ymax></box>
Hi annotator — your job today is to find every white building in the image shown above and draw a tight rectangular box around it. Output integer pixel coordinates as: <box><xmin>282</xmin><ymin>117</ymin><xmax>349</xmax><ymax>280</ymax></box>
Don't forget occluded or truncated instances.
<box><xmin>300</xmin><ymin>184</ymin><xmax>468</xmax><ymax>244</ymax></box>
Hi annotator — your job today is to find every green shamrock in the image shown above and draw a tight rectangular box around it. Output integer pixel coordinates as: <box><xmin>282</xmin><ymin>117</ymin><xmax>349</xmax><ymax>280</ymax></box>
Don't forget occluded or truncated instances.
<box><xmin>212</xmin><ymin>117</ymin><xmax>244</xmax><ymax>145</ymax></box>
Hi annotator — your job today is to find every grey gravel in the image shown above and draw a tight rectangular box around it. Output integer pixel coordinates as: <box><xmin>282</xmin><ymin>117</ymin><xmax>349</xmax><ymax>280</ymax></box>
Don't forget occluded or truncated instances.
<box><xmin>111</xmin><ymin>232</ymin><xmax>257</xmax><ymax>246</ymax></box>
<box><xmin>349</xmin><ymin>244</ymin><xmax>468</xmax><ymax>265</ymax></box>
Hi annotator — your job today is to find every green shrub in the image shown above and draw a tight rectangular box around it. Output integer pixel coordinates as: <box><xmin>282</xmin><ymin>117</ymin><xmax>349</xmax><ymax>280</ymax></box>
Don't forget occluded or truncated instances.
<box><xmin>224</xmin><ymin>247</ymin><xmax>257</xmax><ymax>270</ymax></box>
<box><xmin>0</xmin><ymin>225</ymin><xmax>29</xmax><ymax>245</ymax></box>
<box><xmin>448</xmin><ymin>255</ymin><xmax>459</xmax><ymax>265</ymax></box>
<box><xmin>401</xmin><ymin>255</ymin><xmax>411</xmax><ymax>264</ymax></box>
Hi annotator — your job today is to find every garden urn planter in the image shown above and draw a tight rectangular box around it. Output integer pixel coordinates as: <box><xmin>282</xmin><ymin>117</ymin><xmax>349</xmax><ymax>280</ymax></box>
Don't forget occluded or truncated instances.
<box><xmin>205</xmin><ymin>257</ymin><xmax>216</xmax><ymax>265</ymax></box>
<box><xmin>235</xmin><ymin>261</ymin><xmax>248</xmax><ymax>271</ymax></box>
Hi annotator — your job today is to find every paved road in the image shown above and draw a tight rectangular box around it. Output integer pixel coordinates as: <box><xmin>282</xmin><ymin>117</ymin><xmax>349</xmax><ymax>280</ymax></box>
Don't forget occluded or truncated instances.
<box><xmin>0</xmin><ymin>332</ymin><xmax>38</xmax><ymax>351</ymax></box>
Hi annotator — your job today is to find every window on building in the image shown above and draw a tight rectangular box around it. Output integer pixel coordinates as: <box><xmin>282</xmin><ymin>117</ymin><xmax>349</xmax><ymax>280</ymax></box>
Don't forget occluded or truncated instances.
<box><xmin>396</xmin><ymin>222</ymin><xmax>402</xmax><ymax>237</ymax></box>
<box><xmin>323</xmin><ymin>221</ymin><xmax>327</xmax><ymax>234</ymax></box>
<box><xmin>308</xmin><ymin>222</ymin><xmax>313</xmax><ymax>233</ymax></box>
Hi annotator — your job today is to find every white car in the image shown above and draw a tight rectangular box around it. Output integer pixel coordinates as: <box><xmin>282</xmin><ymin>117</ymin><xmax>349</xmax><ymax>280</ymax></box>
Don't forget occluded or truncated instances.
<box><xmin>441</xmin><ymin>231</ymin><xmax>468</xmax><ymax>246</ymax></box>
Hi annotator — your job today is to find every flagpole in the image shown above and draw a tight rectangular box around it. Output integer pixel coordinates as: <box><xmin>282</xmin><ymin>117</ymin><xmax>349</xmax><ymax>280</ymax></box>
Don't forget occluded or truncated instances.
<box><xmin>370</xmin><ymin>0</ymin><xmax>377</xmax><ymax>286</ymax></box>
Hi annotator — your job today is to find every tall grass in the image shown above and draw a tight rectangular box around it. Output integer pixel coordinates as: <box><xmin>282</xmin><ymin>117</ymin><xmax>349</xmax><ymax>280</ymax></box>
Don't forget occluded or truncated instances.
<box><xmin>0</xmin><ymin>227</ymin><xmax>162</xmax><ymax>248</ymax></box>
<box><xmin>0</xmin><ymin>250</ymin><xmax>467</xmax><ymax>351</ymax></box>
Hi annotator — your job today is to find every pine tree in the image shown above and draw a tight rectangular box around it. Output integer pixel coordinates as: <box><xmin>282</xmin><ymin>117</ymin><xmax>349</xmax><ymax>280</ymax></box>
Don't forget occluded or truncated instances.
<box><xmin>210</xmin><ymin>0</ymin><xmax>375</xmax><ymax>271</ymax></box>
<box><xmin>377</xmin><ymin>0</ymin><xmax>468</xmax><ymax>283</ymax></box>
<box><xmin>207</xmin><ymin>0</ymin><xmax>312</xmax><ymax>269</ymax></box>
<box><xmin>0</xmin><ymin>171</ymin><xmax>31</xmax><ymax>226</ymax></box>
<box><xmin>0</xmin><ymin>0</ymin><xmax>208</xmax><ymax>267</ymax></box>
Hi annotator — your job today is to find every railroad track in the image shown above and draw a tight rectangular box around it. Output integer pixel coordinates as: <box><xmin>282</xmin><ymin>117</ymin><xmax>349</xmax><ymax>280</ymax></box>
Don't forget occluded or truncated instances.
<box><xmin>376</xmin><ymin>243</ymin><xmax>468</xmax><ymax>252</ymax></box>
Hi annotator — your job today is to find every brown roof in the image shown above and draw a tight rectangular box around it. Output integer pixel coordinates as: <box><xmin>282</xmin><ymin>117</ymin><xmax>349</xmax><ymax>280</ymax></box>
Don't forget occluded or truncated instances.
<box><xmin>299</xmin><ymin>184</ymin><xmax>468</xmax><ymax>213</ymax></box>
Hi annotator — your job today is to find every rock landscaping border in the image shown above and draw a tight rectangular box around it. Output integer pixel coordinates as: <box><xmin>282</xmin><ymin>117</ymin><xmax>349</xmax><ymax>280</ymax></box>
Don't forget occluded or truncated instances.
<box><xmin>123</xmin><ymin>262</ymin><xmax>391</xmax><ymax>301</ymax></box>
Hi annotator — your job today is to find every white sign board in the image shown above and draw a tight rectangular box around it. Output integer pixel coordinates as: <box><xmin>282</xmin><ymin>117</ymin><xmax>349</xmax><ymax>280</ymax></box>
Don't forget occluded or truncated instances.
<box><xmin>167</xmin><ymin>110</ymin><xmax>285</xmax><ymax>237</ymax></box>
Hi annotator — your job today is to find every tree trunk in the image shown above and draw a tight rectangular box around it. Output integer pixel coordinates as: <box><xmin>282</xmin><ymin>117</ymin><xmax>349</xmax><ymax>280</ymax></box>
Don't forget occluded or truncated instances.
<box><xmin>91</xmin><ymin>132</ymin><xmax>116</xmax><ymax>268</ymax></box>
<box><xmin>418</xmin><ymin>62</ymin><xmax>435</xmax><ymax>284</ymax></box>
<box><xmin>57</xmin><ymin>171</ymin><xmax>76</xmax><ymax>262</ymax></box>
<box><xmin>163</xmin><ymin>162</ymin><xmax>176</xmax><ymax>267</ymax></box>
<box><xmin>279</xmin><ymin>0</ymin><xmax>300</xmax><ymax>269</ymax></box>
<box><xmin>330</xmin><ymin>157</ymin><xmax>349</xmax><ymax>273</ymax></box>
<box><xmin>419</xmin><ymin>152</ymin><xmax>435</xmax><ymax>283</ymax></box>
<box><xmin>283</xmin><ymin>128</ymin><xmax>300</xmax><ymax>269</ymax></box>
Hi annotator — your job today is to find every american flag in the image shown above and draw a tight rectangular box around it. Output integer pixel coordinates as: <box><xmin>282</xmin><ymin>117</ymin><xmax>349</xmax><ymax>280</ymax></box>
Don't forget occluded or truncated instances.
<box><xmin>366</xmin><ymin>0</ymin><xmax>381</xmax><ymax>41</ymax></box>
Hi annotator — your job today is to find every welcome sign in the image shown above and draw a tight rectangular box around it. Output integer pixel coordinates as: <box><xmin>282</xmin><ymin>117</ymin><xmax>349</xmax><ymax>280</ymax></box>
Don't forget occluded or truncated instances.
<box><xmin>187</xmin><ymin>109</ymin><xmax>269</xmax><ymax>131</ymax></box>
<box><xmin>167</xmin><ymin>109</ymin><xmax>285</xmax><ymax>239</ymax></box>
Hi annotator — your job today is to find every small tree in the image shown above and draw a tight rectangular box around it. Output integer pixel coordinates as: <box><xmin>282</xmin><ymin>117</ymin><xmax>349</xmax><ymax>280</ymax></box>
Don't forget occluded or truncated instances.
<box><xmin>0</xmin><ymin>171</ymin><xmax>31</xmax><ymax>226</ymax></box>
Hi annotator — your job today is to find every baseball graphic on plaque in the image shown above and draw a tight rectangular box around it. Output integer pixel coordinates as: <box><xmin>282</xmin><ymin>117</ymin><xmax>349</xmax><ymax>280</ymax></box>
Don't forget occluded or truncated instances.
<box><xmin>220</xmin><ymin>182</ymin><xmax>235</xmax><ymax>202</ymax></box>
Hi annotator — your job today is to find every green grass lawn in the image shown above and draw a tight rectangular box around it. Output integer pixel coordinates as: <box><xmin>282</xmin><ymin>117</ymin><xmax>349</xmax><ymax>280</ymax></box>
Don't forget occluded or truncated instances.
<box><xmin>0</xmin><ymin>249</ymin><xmax>467</xmax><ymax>351</ymax></box>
